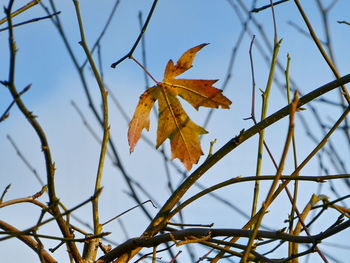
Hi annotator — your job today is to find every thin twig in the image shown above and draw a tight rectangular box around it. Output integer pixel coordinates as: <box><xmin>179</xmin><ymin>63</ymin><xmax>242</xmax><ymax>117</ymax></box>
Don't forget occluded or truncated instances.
<box><xmin>0</xmin><ymin>229</ymin><xmax>110</xmax><ymax>242</ymax></box>
<box><xmin>168</xmin><ymin>174</ymin><xmax>350</xmax><ymax>219</ymax></box>
<box><xmin>0</xmin><ymin>185</ymin><xmax>11</xmax><ymax>204</ymax></box>
<box><xmin>338</xmin><ymin>20</ymin><xmax>350</xmax><ymax>26</ymax></box>
<box><xmin>0</xmin><ymin>185</ymin><xmax>47</xmax><ymax>209</ymax></box>
<box><xmin>228</xmin><ymin>0</ymin><xmax>348</xmax><ymax>180</ymax></box>
<box><xmin>0</xmin><ymin>0</ymin><xmax>42</xmax><ymax>25</ymax></box>
<box><xmin>0</xmin><ymin>11</ymin><xmax>60</xmax><ymax>32</ymax></box>
<box><xmin>111</xmin><ymin>0</ymin><xmax>159</xmax><ymax>68</ymax></box>
<box><xmin>102</xmin><ymin>200</ymin><xmax>156</xmax><ymax>226</ymax></box>
<box><xmin>0</xmin><ymin>188</ymin><xmax>102</xmax><ymax>242</ymax></box>
<box><xmin>251</xmin><ymin>39</ymin><xmax>282</xmax><ymax>221</ymax></box>
<box><xmin>287</xmin><ymin>20</ymin><xmax>327</xmax><ymax>45</ymax></box>
<box><xmin>251</xmin><ymin>0</ymin><xmax>289</xmax><ymax>13</ymax></box>
<box><xmin>294</xmin><ymin>0</ymin><xmax>350</xmax><ymax>105</ymax></box>
<box><xmin>80</xmin><ymin>0</ymin><xmax>120</xmax><ymax>69</ymax></box>
<box><xmin>7</xmin><ymin>134</ymin><xmax>44</xmax><ymax>186</ymax></box>
<box><xmin>0</xmin><ymin>84</ymin><xmax>31</xmax><ymax>122</ymax></box>
<box><xmin>284</xmin><ymin>54</ymin><xmax>300</xmax><ymax>258</ymax></box>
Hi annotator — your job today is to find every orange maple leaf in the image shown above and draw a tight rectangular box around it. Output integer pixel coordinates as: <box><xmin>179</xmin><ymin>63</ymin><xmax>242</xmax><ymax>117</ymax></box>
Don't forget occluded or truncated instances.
<box><xmin>128</xmin><ymin>44</ymin><xmax>232</xmax><ymax>170</ymax></box>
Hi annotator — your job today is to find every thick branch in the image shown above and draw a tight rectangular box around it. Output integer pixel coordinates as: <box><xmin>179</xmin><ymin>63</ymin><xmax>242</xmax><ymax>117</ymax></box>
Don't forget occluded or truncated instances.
<box><xmin>0</xmin><ymin>220</ymin><xmax>57</xmax><ymax>263</ymax></box>
<box><xmin>97</xmin><ymin>221</ymin><xmax>350</xmax><ymax>262</ymax></box>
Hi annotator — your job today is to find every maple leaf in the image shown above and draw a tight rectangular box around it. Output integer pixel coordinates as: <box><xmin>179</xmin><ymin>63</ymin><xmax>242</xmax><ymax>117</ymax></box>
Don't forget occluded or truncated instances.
<box><xmin>128</xmin><ymin>44</ymin><xmax>232</xmax><ymax>170</ymax></box>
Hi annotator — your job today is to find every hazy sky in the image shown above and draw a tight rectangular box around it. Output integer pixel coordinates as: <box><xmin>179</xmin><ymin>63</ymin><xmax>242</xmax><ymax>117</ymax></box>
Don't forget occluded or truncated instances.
<box><xmin>1</xmin><ymin>0</ymin><xmax>350</xmax><ymax>262</ymax></box>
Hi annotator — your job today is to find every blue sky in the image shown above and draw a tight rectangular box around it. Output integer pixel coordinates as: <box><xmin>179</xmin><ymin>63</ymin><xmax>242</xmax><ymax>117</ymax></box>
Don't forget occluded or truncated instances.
<box><xmin>1</xmin><ymin>0</ymin><xmax>350</xmax><ymax>262</ymax></box>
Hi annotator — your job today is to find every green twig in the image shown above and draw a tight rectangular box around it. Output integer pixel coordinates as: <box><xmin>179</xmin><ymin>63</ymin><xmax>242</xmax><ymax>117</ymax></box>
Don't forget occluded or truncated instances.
<box><xmin>294</xmin><ymin>0</ymin><xmax>350</xmax><ymax>105</ymax></box>
<box><xmin>252</xmin><ymin>39</ymin><xmax>282</xmax><ymax>220</ymax></box>
<box><xmin>285</xmin><ymin>54</ymin><xmax>300</xmax><ymax>257</ymax></box>
<box><xmin>72</xmin><ymin>0</ymin><xmax>110</xmax><ymax>261</ymax></box>
<box><xmin>169</xmin><ymin>174</ymin><xmax>350</xmax><ymax>219</ymax></box>
<box><xmin>243</xmin><ymin>92</ymin><xmax>299</xmax><ymax>262</ymax></box>
<box><xmin>315</xmin><ymin>0</ymin><xmax>350</xmax><ymax>150</ymax></box>
<box><xmin>0</xmin><ymin>0</ymin><xmax>42</xmax><ymax>25</ymax></box>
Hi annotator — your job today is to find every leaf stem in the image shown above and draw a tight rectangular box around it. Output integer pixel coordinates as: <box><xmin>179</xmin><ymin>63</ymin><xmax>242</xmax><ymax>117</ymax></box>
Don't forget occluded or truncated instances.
<box><xmin>130</xmin><ymin>56</ymin><xmax>160</xmax><ymax>85</ymax></box>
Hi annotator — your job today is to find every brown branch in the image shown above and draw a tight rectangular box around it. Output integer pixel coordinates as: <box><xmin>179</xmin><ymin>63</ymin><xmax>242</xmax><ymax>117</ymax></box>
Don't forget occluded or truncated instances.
<box><xmin>3</xmin><ymin>2</ymin><xmax>81</xmax><ymax>261</ymax></box>
<box><xmin>97</xmin><ymin>221</ymin><xmax>350</xmax><ymax>262</ymax></box>
<box><xmin>0</xmin><ymin>230</ymin><xmax>110</xmax><ymax>242</ymax></box>
<box><xmin>0</xmin><ymin>185</ymin><xmax>48</xmax><ymax>209</ymax></box>
<box><xmin>0</xmin><ymin>220</ymin><xmax>57</xmax><ymax>263</ymax></box>
<box><xmin>0</xmin><ymin>188</ymin><xmax>101</xmax><ymax>243</ymax></box>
